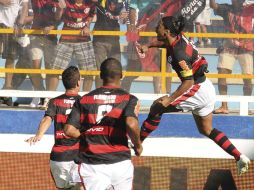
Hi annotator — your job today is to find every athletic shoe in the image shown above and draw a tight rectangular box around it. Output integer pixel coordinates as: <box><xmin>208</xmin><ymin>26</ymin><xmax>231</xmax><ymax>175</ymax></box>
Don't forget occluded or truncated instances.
<box><xmin>30</xmin><ymin>97</ymin><xmax>40</xmax><ymax>108</ymax></box>
<box><xmin>0</xmin><ymin>97</ymin><xmax>13</xmax><ymax>106</ymax></box>
<box><xmin>237</xmin><ymin>154</ymin><xmax>251</xmax><ymax>176</ymax></box>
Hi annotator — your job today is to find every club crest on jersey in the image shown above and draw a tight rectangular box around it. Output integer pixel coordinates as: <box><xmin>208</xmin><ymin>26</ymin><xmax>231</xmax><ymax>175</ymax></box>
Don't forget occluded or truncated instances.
<box><xmin>167</xmin><ymin>56</ymin><xmax>172</xmax><ymax>64</ymax></box>
<box><xmin>179</xmin><ymin>60</ymin><xmax>190</xmax><ymax>71</ymax></box>
<box><xmin>84</xmin><ymin>8</ymin><xmax>90</xmax><ymax>14</ymax></box>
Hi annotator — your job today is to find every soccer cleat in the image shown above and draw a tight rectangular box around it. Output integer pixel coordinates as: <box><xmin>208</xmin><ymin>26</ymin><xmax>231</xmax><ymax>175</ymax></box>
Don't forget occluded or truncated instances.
<box><xmin>237</xmin><ymin>154</ymin><xmax>251</xmax><ymax>176</ymax></box>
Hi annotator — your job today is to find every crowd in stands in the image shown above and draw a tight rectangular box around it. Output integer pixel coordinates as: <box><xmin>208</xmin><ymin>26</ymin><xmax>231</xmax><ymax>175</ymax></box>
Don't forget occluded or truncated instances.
<box><xmin>0</xmin><ymin>0</ymin><xmax>253</xmax><ymax>114</ymax></box>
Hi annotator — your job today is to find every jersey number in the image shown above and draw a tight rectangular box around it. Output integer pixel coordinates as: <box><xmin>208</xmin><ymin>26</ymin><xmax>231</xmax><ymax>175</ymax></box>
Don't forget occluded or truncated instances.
<box><xmin>96</xmin><ymin>105</ymin><xmax>113</xmax><ymax>123</ymax></box>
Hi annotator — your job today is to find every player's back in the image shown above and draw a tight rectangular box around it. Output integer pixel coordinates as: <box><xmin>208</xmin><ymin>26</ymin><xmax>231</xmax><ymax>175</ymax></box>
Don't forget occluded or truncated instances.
<box><xmin>78</xmin><ymin>86</ymin><xmax>138</xmax><ymax>164</ymax></box>
<box><xmin>47</xmin><ymin>93</ymin><xmax>81</xmax><ymax>161</ymax></box>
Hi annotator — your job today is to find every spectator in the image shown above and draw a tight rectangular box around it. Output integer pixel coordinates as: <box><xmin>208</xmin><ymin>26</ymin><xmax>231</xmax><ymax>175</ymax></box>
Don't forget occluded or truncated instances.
<box><xmin>121</xmin><ymin>0</ymin><xmax>188</xmax><ymax>94</ymax></box>
<box><xmin>93</xmin><ymin>0</ymin><xmax>129</xmax><ymax>88</ymax></box>
<box><xmin>49</xmin><ymin>0</ymin><xmax>97</xmax><ymax>92</ymax></box>
<box><xmin>194</xmin><ymin>0</ymin><xmax>212</xmax><ymax>47</ymax></box>
<box><xmin>11</xmin><ymin>2</ymin><xmax>45</xmax><ymax>107</ymax></box>
<box><xmin>25</xmin><ymin>66</ymin><xmax>83</xmax><ymax>190</ymax></box>
<box><xmin>121</xmin><ymin>0</ymin><xmax>163</xmax><ymax>94</ymax></box>
<box><xmin>64</xmin><ymin>58</ymin><xmax>142</xmax><ymax>190</ymax></box>
<box><xmin>210</xmin><ymin>0</ymin><xmax>254</xmax><ymax>114</ymax></box>
<box><xmin>28</xmin><ymin>0</ymin><xmax>59</xmax><ymax>107</ymax></box>
<box><xmin>0</xmin><ymin>0</ymin><xmax>29</xmax><ymax>105</ymax></box>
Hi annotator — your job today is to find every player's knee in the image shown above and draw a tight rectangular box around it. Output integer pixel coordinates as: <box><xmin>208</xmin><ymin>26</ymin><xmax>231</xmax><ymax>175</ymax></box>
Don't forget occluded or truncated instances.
<box><xmin>197</xmin><ymin>127</ymin><xmax>211</xmax><ymax>137</ymax></box>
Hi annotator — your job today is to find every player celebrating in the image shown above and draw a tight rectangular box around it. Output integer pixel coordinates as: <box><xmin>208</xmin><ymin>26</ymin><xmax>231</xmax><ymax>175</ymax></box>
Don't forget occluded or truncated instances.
<box><xmin>25</xmin><ymin>66</ymin><xmax>83</xmax><ymax>190</ymax></box>
<box><xmin>64</xmin><ymin>58</ymin><xmax>142</xmax><ymax>190</ymax></box>
<box><xmin>139</xmin><ymin>16</ymin><xmax>250</xmax><ymax>176</ymax></box>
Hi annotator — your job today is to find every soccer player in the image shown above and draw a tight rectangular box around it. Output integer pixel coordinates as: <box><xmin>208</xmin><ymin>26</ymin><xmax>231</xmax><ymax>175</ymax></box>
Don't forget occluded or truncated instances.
<box><xmin>64</xmin><ymin>58</ymin><xmax>143</xmax><ymax>190</ymax></box>
<box><xmin>25</xmin><ymin>66</ymin><xmax>83</xmax><ymax>190</ymax></box>
<box><xmin>139</xmin><ymin>16</ymin><xmax>250</xmax><ymax>176</ymax></box>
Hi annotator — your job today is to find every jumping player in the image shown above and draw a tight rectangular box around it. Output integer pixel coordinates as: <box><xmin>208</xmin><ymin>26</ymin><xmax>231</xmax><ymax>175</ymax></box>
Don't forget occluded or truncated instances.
<box><xmin>64</xmin><ymin>58</ymin><xmax>142</xmax><ymax>190</ymax></box>
<box><xmin>25</xmin><ymin>66</ymin><xmax>83</xmax><ymax>190</ymax></box>
<box><xmin>139</xmin><ymin>16</ymin><xmax>250</xmax><ymax>176</ymax></box>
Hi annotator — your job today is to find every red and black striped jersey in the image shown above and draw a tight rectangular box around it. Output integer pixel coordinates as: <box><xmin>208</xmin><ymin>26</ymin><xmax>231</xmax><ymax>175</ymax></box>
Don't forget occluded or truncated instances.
<box><xmin>67</xmin><ymin>85</ymin><xmax>140</xmax><ymax>164</ymax></box>
<box><xmin>214</xmin><ymin>4</ymin><xmax>254</xmax><ymax>51</ymax></box>
<box><xmin>31</xmin><ymin>0</ymin><xmax>58</xmax><ymax>28</ymax></box>
<box><xmin>93</xmin><ymin>0</ymin><xmax>128</xmax><ymax>43</ymax></box>
<box><xmin>60</xmin><ymin>0</ymin><xmax>96</xmax><ymax>42</ymax></box>
<box><xmin>166</xmin><ymin>34</ymin><xmax>208</xmax><ymax>84</ymax></box>
<box><xmin>45</xmin><ymin>92</ymin><xmax>81</xmax><ymax>162</ymax></box>
<box><xmin>31</xmin><ymin>0</ymin><xmax>58</xmax><ymax>41</ymax></box>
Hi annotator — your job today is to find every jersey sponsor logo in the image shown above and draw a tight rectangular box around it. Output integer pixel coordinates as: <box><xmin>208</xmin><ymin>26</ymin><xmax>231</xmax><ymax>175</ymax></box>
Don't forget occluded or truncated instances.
<box><xmin>56</xmin><ymin>131</ymin><xmax>69</xmax><ymax>138</ymax></box>
<box><xmin>66</xmin><ymin>22</ymin><xmax>86</xmax><ymax>29</ymax></box>
<box><xmin>94</xmin><ymin>94</ymin><xmax>116</xmax><ymax>103</ymax></box>
<box><xmin>86</xmin><ymin>127</ymin><xmax>104</xmax><ymax>132</ymax></box>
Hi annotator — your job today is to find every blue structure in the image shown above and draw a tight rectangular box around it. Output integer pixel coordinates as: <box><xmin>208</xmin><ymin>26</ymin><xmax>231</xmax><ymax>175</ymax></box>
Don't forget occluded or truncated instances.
<box><xmin>1</xmin><ymin>109</ymin><xmax>254</xmax><ymax>139</ymax></box>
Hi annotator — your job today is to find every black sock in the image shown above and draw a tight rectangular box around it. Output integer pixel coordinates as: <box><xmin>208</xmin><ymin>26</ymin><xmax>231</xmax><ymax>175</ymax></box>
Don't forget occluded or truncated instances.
<box><xmin>140</xmin><ymin>114</ymin><xmax>162</xmax><ymax>141</ymax></box>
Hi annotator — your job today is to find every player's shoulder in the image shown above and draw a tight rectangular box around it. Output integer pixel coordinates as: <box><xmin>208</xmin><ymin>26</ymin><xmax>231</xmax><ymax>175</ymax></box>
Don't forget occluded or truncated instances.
<box><xmin>115</xmin><ymin>88</ymin><xmax>138</xmax><ymax>100</ymax></box>
<box><xmin>48</xmin><ymin>95</ymin><xmax>61</xmax><ymax>104</ymax></box>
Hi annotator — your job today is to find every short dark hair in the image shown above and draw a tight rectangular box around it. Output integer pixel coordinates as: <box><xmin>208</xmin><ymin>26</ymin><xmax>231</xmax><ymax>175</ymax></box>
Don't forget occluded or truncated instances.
<box><xmin>62</xmin><ymin>66</ymin><xmax>80</xmax><ymax>90</ymax></box>
<box><xmin>162</xmin><ymin>16</ymin><xmax>185</xmax><ymax>36</ymax></box>
<box><xmin>100</xmin><ymin>58</ymin><xmax>122</xmax><ymax>81</ymax></box>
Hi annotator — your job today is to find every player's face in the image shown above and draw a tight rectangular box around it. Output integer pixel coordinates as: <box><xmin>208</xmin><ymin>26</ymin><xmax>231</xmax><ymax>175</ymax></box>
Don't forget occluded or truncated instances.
<box><xmin>156</xmin><ymin>20</ymin><xmax>167</xmax><ymax>41</ymax></box>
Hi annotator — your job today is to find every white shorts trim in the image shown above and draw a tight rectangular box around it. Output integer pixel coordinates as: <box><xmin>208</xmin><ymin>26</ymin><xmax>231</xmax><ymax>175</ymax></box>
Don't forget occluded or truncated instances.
<box><xmin>172</xmin><ymin>79</ymin><xmax>216</xmax><ymax>116</ymax></box>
